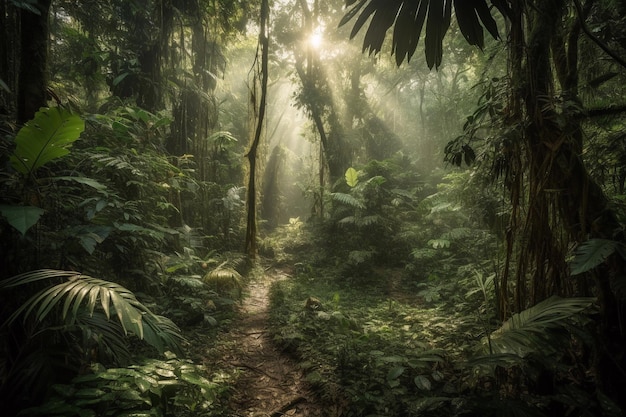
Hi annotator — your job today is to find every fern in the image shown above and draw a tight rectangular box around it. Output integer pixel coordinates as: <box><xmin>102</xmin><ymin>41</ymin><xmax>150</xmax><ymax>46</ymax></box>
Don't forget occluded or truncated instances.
<box><xmin>428</xmin><ymin>238</ymin><xmax>451</xmax><ymax>249</ymax></box>
<box><xmin>570</xmin><ymin>238</ymin><xmax>621</xmax><ymax>275</ymax></box>
<box><xmin>338</xmin><ymin>215</ymin><xmax>357</xmax><ymax>225</ymax></box>
<box><xmin>331</xmin><ymin>192</ymin><xmax>366</xmax><ymax>209</ymax></box>
<box><xmin>359</xmin><ymin>215</ymin><xmax>381</xmax><ymax>226</ymax></box>
<box><xmin>348</xmin><ymin>250</ymin><xmax>374</xmax><ymax>265</ymax></box>
<box><xmin>441</xmin><ymin>227</ymin><xmax>472</xmax><ymax>241</ymax></box>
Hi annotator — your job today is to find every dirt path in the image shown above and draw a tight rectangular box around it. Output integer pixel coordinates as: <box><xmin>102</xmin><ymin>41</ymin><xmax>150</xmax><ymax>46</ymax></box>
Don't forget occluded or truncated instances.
<box><xmin>219</xmin><ymin>268</ymin><xmax>325</xmax><ymax>417</ymax></box>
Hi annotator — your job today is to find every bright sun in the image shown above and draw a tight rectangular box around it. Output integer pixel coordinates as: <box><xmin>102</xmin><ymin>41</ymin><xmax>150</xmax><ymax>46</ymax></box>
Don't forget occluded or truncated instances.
<box><xmin>308</xmin><ymin>31</ymin><xmax>323</xmax><ymax>49</ymax></box>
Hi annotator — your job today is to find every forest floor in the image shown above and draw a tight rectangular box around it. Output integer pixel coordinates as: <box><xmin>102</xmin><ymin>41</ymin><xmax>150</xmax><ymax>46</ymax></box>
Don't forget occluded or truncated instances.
<box><xmin>211</xmin><ymin>266</ymin><xmax>326</xmax><ymax>417</ymax></box>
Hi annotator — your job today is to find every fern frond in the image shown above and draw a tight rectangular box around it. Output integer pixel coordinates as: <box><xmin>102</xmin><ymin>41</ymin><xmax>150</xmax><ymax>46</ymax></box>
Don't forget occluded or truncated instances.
<box><xmin>411</xmin><ymin>248</ymin><xmax>438</xmax><ymax>260</ymax></box>
<box><xmin>169</xmin><ymin>275</ymin><xmax>206</xmax><ymax>289</ymax></box>
<box><xmin>338</xmin><ymin>216</ymin><xmax>356</xmax><ymax>225</ymax></box>
<box><xmin>331</xmin><ymin>192</ymin><xmax>365</xmax><ymax>209</ymax></box>
<box><xmin>203</xmin><ymin>262</ymin><xmax>243</xmax><ymax>298</ymax></box>
<box><xmin>441</xmin><ymin>227</ymin><xmax>472</xmax><ymax>241</ymax></box>
<box><xmin>428</xmin><ymin>238</ymin><xmax>450</xmax><ymax>249</ymax></box>
<box><xmin>359</xmin><ymin>215</ymin><xmax>381</xmax><ymax>226</ymax></box>
<box><xmin>348</xmin><ymin>250</ymin><xmax>374</xmax><ymax>265</ymax></box>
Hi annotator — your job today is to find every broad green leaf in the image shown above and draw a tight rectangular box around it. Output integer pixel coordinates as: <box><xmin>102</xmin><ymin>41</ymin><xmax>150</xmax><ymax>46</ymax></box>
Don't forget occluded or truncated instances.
<box><xmin>387</xmin><ymin>366</ymin><xmax>406</xmax><ymax>381</ymax></box>
<box><xmin>345</xmin><ymin>167</ymin><xmax>359</xmax><ymax>187</ymax></box>
<box><xmin>179</xmin><ymin>370</ymin><xmax>213</xmax><ymax>389</ymax></box>
<box><xmin>570</xmin><ymin>239</ymin><xmax>620</xmax><ymax>275</ymax></box>
<box><xmin>10</xmin><ymin>107</ymin><xmax>84</xmax><ymax>176</ymax></box>
<box><xmin>74</xmin><ymin>388</ymin><xmax>107</xmax><ymax>398</ymax></box>
<box><xmin>112</xmin><ymin>72</ymin><xmax>129</xmax><ymax>86</ymax></box>
<box><xmin>305</xmin><ymin>370</ymin><xmax>323</xmax><ymax>383</ymax></box>
<box><xmin>414</xmin><ymin>375</ymin><xmax>432</xmax><ymax>391</ymax></box>
<box><xmin>0</xmin><ymin>204</ymin><xmax>45</xmax><ymax>236</ymax></box>
<box><xmin>55</xmin><ymin>175</ymin><xmax>108</xmax><ymax>190</ymax></box>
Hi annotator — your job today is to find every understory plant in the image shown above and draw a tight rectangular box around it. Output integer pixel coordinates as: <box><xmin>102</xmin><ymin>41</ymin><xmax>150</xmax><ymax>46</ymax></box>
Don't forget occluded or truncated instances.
<box><xmin>0</xmin><ymin>269</ymin><xmax>184</xmax><ymax>415</ymax></box>
<box><xmin>18</xmin><ymin>354</ymin><xmax>232</xmax><ymax>417</ymax></box>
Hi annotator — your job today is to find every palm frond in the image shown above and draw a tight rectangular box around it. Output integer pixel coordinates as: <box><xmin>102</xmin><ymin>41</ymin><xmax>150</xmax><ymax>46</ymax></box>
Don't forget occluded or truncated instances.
<box><xmin>76</xmin><ymin>310</ymin><xmax>132</xmax><ymax>365</ymax></box>
<box><xmin>480</xmin><ymin>296</ymin><xmax>595</xmax><ymax>357</ymax></box>
<box><xmin>1</xmin><ymin>269</ymin><xmax>183</xmax><ymax>353</ymax></box>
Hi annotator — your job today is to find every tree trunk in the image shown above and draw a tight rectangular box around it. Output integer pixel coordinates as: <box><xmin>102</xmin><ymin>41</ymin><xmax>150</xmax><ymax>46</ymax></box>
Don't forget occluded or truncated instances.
<box><xmin>501</xmin><ymin>0</ymin><xmax>626</xmax><ymax>408</ymax></box>
<box><xmin>244</xmin><ymin>0</ymin><xmax>269</xmax><ymax>258</ymax></box>
<box><xmin>17</xmin><ymin>0</ymin><xmax>52</xmax><ymax>124</ymax></box>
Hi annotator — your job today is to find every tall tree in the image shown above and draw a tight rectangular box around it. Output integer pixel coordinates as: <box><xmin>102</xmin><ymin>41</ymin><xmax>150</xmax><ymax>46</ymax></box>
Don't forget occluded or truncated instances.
<box><xmin>17</xmin><ymin>0</ymin><xmax>52</xmax><ymax>124</ymax></box>
<box><xmin>244</xmin><ymin>0</ymin><xmax>269</xmax><ymax>258</ymax></box>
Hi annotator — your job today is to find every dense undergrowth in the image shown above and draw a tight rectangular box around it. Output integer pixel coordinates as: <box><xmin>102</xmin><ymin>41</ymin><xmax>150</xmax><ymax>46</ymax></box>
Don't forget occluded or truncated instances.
<box><xmin>265</xmin><ymin>222</ymin><xmax>615</xmax><ymax>417</ymax></box>
<box><xmin>0</xmin><ymin>107</ymin><xmax>620</xmax><ymax>416</ymax></box>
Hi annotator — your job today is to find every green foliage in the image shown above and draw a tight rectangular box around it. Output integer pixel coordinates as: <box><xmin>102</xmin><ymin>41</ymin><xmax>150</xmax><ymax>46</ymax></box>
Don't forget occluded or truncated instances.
<box><xmin>10</xmin><ymin>107</ymin><xmax>84</xmax><ymax>176</ymax></box>
<box><xmin>569</xmin><ymin>238</ymin><xmax>623</xmax><ymax>275</ymax></box>
<box><xmin>477</xmin><ymin>296</ymin><xmax>595</xmax><ymax>358</ymax></box>
<box><xmin>1</xmin><ymin>269</ymin><xmax>184</xmax><ymax>354</ymax></box>
<box><xmin>0</xmin><ymin>204</ymin><xmax>45</xmax><ymax>236</ymax></box>
<box><xmin>20</xmin><ymin>355</ymin><xmax>232</xmax><ymax>417</ymax></box>
<box><xmin>203</xmin><ymin>261</ymin><xmax>243</xmax><ymax>300</ymax></box>
<box><xmin>345</xmin><ymin>167</ymin><xmax>359</xmax><ymax>187</ymax></box>
<box><xmin>268</xmin><ymin>264</ymin><xmax>471</xmax><ymax>416</ymax></box>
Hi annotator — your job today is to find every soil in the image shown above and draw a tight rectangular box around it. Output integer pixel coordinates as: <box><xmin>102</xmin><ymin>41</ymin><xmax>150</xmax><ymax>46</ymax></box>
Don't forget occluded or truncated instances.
<box><xmin>217</xmin><ymin>267</ymin><xmax>327</xmax><ymax>417</ymax></box>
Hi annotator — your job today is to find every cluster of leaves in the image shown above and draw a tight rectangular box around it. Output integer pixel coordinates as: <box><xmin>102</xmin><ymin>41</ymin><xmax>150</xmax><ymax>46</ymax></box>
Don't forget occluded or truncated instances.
<box><xmin>20</xmin><ymin>354</ymin><xmax>232</xmax><ymax>417</ymax></box>
<box><xmin>155</xmin><ymin>248</ymin><xmax>248</xmax><ymax>328</ymax></box>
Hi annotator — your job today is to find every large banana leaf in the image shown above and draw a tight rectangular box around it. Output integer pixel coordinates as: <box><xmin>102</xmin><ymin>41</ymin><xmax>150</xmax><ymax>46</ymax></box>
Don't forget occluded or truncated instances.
<box><xmin>10</xmin><ymin>107</ymin><xmax>85</xmax><ymax>176</ymax></box>
<box><xmin>0</xmin><ymin>269</ymin><xmax>183</xmax><ymax>353</ymax></box>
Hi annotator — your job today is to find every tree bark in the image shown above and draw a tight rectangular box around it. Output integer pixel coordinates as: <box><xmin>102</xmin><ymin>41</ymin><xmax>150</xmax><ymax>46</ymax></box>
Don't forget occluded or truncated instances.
<box><xmin>17</xmin><ymin>0</ymin><xmax>52</xmax><ymax>124</ymax></box>
<box><xmin>244</xmin><ymin>0</ymin><xmax>269</xmax><ymax>258</ymax></box>
<box><xmin>508</xmin><ymin>0</ymin><xmax>626</xmax><ymax>408</ymax></box>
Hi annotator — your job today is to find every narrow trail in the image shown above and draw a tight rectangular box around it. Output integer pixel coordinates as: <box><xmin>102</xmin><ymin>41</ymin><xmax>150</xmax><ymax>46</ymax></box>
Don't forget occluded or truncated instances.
<box><xmin>219</xmin><ymin>268</ymin><xmax>325</xmax><ymax>417</ymax></box>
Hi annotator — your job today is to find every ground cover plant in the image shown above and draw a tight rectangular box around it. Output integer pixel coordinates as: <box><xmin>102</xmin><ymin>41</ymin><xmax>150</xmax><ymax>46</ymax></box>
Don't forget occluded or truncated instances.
<box><xmin>265</xmin><ymin>223</ymin><xmax>612</xmax><ymax>417</ymax></box>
